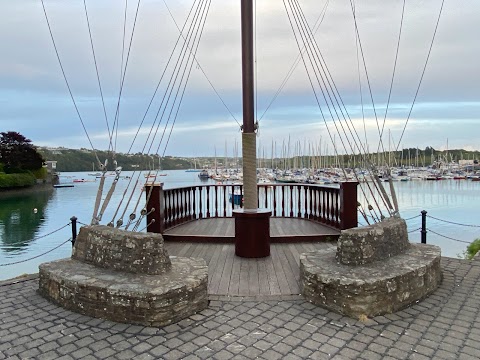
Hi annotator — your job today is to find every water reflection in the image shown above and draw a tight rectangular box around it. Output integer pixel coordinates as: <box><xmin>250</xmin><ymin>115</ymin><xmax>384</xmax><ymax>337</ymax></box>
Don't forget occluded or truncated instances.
<box><xmin>0</xmin><ymin>189</ymin><xmax>53</xmax><ymax>253</ymax></box>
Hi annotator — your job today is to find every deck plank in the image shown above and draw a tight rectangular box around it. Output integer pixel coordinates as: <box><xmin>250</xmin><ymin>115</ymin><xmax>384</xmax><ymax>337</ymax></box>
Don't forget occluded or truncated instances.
<box><xmin>239</xmin><ymin>259</ymin><xmax>250</xmax><ymax>296</ymax></box>
<box><xmin>257</xmin><ymin>259</ymin><xmax>271</xmax><ymax>295</ymax></box>
<box><xmin>248</xmin><ymin>260</ymin><xmax>260</xmax><ymax>296</ymax></box>
<box><xmin>210</xmin><ymin>244</ymin><xmax>230</xmax><ymax>294</ymax></box>
<box><xmin>275</xmin><ymin>244</ymin><xmax>300</xmax><ymax>294</ymax></box>
<box><xmin>228</xmin><ymin>252</ymin><xmax>241</xmax><ymax>295</ymax></box>
<box><xmin>282</xmin><ymin>244</ymin><xmax>301</xmax><ymax>285</ymax></box>
<box><xmin>265</xmin><ymin>254</ymin><xmax>281</xmax><ymax>295</ymax></box>
<box><xmin>217</xmin><ymin>248</ymin><xmax>234</xmax><ymax>295</ymax></box>
<box><xmin>270</xmin><ymin>245</ymin><xmax>292</xmax><ymax>295</ymax></box>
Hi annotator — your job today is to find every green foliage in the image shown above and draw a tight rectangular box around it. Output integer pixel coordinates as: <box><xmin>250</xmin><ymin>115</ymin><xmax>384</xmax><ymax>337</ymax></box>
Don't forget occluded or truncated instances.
<box><xmin>465</xmin><ymin>238</ymin><xmax>480</xmax><ymax>260</ymax></box>
<box><xmin>37</xmin><ymin>148</ymin><xmax>196</xmax><ymax>172</ymax></box>
<box><xmin>0</xmin><ymin>131</ymin><xmax>44</xmax><ymax>172</ymax></box>
<box><xmin>0</xmin><ymin>173</ymin><xmax>36</xmax><ymax>189</ymax></box>
<box><xmin>0</xmin><ymin>163</ymin><xmax>4</xmax><ymax>173</ymax></box>
<box><xmin>31</xmin><ymin>167</ymin><xmax>48</xmax><ymax>180</ymax></box>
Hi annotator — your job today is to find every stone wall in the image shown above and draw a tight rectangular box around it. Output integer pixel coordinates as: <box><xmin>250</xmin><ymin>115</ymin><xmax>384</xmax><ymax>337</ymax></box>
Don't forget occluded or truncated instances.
<box><xmin>72</xmin><ymin>225</ymin><xmax>171</xmax><ymax>275</ymax></box>
<box><xmin>336</xmin><ymin>216</ymin><xmax>409</xmax><ymax>265</ymax></box>
<box><xmin>39</xmin><ymin>257</ymin><xmax>208</xmax><ymax>327</ymax></box>
<box><xmin>301</xmin><ymin>244</ymin><xmax>442</xmax><ymax>318</ymax></box>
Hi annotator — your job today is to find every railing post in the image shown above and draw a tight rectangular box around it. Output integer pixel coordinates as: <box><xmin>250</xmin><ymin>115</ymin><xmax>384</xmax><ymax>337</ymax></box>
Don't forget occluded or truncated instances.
<box><xmin>145</xmin><ymin>182</ymin><xmax>164</xmax><ymax>234</ymax></box>
<box><xmin>70</xmin><ymin>216</ymin><xmax>77</xmax><ymax>247</ymax></box>
<box><xmin>421</xmin><ymin>210</ymin><xmax>427</xmax><ymax>244</ymax></box>
<box><xmin>340</xmin><ymin>181</ymin><xmax>359</xmax><ymax>230</ymax></box>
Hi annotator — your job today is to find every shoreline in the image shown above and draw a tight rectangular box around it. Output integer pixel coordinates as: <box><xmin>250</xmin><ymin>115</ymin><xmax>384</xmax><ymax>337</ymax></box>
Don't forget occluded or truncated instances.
<box><xmin>0</xmin><ymin>182</ymin><xmax>54</xmax><ymax>199</ymax></box>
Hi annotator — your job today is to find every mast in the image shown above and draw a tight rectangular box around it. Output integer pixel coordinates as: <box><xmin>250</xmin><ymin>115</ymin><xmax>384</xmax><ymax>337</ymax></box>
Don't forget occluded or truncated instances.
<box><xmin>240</xmin><ymin>0</ymin><xmax>257</xmax><ymax>209</ymax></box>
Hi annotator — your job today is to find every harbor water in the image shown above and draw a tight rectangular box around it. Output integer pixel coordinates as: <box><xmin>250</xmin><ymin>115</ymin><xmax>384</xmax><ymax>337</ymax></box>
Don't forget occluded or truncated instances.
<box><xmin>1</xmin><ymin>170</ymin><xmax>479</xmax><ymax>281</ymax></box>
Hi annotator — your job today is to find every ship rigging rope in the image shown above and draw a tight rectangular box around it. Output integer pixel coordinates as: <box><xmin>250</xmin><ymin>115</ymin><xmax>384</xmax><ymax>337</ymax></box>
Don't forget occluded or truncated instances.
<box><xmin>258</xmin><ymin>0</ymin><xmax>330</xmax><ymax>123</ymax></box>
<box><xmin>124</xmin><ymin>0</ymin><xmax>211</xmax><ymax>230</ymax></box>
<box><xmin>121</xmin><ymin>0</ymin><xmax>208</xmax><ymax>229</ymax></box>
<box><xmin>348</xmin><ymin>0</ymin><xmax>388</xmax><ymax>163</ymax></box>
<box><xmin>352</xmin><ymin>0</ymin><xmax>368</xmax><ymax>157</ymax></box>
<box><xmin>285</xmin><ymin>0</ymin><xmax>392</xmax><ymax>219</ymax></box>
<box><xmin>40</xmin><ymin>0</ymin><xmax>101</xmax><ymax>167</ymax></box>
<box><xmin>89</xmin><ymin>0</ymin><xmax>141</xmax><ymax>224</ymax></box>
<box><xmin>395</xmin><ymin>0</ymin><xmax>445</xmax><ymax>152</ymax></box>
<box><xmin>82</xmin><ymin>0</ymin><xmax>113</xmax><ymax>154</ymax></box>
<box><xmin>111</xmin><ymin>0</ymin><xmax>142</xmax><ymax>154</ymax></box>
<box><xmin>299</xmin><ymin>0</ymin><xmax>398</xmax><ymax>216</ymax></box>
<box><xmin>161</xmin><ymin>0</ymin><xmax>240</xmax><ymax>127</ymax></box>
<box><xmin>134</xmin><ymin>0</ymin><xmax>212</xmax><ymax>231</ymax></box>
<box><xmin>378</xmin><ymin>0</ymin><xmax>406</xmax><ymax>151</ymax></box>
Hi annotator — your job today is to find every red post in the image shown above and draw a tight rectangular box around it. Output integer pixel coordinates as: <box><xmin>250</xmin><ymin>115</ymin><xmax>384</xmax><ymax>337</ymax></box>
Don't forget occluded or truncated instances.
<box><xmin>340</xmin><ymin>181</ymin><xmax>358</xmax><ymax>230</ymax></box>
<box><xmin>145</xmin><ymin>183</ymin><xmax>165</xmax><ymax>234</ymax></box>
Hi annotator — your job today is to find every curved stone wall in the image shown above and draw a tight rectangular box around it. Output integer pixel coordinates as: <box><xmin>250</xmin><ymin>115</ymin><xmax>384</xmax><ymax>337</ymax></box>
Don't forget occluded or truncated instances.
<box><xmin>39</xmin><ymin>257</ymin><xmax>208</xmax><ymax>327</ymax></box>
<box><xmin>301</xmin><ymin>244</ymin><xmax>442</xmax><ymax>318</ymax></box>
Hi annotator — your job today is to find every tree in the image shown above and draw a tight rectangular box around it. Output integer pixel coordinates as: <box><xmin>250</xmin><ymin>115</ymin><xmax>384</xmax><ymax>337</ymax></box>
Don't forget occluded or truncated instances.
<box><xmin>0</xmin><ymin>131</ymin><xmax>44</xmax><ymax>173</ymax></box>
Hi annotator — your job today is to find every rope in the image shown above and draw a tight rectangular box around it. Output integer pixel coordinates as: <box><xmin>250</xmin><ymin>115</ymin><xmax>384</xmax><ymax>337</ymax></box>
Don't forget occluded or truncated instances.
<box><xmin>82</xmin><ymin>0</ymin><xmax>113</xmax><ymax>153</ymax></box>
<box><xmin>40</xmin><ymin>0</ymin><xmax>101</xmax><ymax>166</ymax></box>
<box><xmin>0</xmin><ymin>223</ymin><xmax>71</xmax><ymax>247</ymax></box>
<box><xmin>408</xmin><ymin>227</ymin><xmax>421</xmax><ymax>234</ymax></box>
<box><xmin>427</xmin><ymin>215</ymin><xmax>480</xmax><ymax>228</ymax></box>
<box><xmin>378</xmin><ymin>0</ymin><xmax>405</xmax><ymax>150</ymax></box>
<box><xmin>258</xmin><ymin>0</ymin><xmax>330</xmax><ymax>122</ymax></box>
<box><xmin>404</xmin><ymin>214</ymin><xmax>421</xmax><ymax>221</ymax></box>
<box><xmin>243</xmin><ymin>133</ymin><xmax>258</xmax><ymax>209</ymax></box>
<box><xmin>426</xmin><ymin>229</ymin><xmax>471</xmax><ymax>244</ymax></box>
<box><xmin>284</xmin><ymin>0</ymin><xmax>393</xmax><ymax>219</ymax></box>
<box><xmin>0</xmin><ymin>238</ymin><xmax>72</xmax><ymax>267</ymax></box>
<box><xmin>395</xmin><ymin>0</ymin><xmax>445</xmax><ymax>151</ymax></box>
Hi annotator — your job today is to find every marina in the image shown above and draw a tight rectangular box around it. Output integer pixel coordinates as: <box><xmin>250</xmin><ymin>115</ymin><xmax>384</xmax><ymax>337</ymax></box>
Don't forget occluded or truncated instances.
<box><xmin>1</xmin><ymin>170</ymin><xmax>479</xmax><ymax>281</ymax></box>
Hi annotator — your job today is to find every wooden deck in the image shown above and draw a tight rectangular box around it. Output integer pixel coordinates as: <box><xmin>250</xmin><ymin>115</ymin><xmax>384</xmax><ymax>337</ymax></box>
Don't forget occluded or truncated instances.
<box><xmin>163</xmin><ymin>217</ymin><xmax>340</xmax><ymax>242</ymax></box>
<box><xmin>164</xmin><ymin>242</ymin><xmax>336</xmax><ymax>297</ymax></box>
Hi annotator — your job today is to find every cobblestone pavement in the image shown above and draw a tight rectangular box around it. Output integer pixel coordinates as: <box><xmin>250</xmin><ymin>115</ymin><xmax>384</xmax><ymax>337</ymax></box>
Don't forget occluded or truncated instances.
<box><xmin>1</xmin><ymin>257</ymin><xmax>479</xmax><ymax>360</ymax></box>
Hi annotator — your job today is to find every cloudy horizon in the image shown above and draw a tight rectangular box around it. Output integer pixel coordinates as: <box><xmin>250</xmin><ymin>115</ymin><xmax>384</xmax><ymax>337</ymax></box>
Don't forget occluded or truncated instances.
<box><xmin>1</xmin><ymin>0</ymin><xmax>478</xmax><ymax>157</ymax></box>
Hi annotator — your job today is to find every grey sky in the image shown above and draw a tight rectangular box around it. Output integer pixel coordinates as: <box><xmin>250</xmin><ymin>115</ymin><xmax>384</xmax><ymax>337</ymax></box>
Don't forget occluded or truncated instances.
<box><xmin>0</xmin><ymin>0</ymin><xmax>478</xmax><ymax>157</ymax></box>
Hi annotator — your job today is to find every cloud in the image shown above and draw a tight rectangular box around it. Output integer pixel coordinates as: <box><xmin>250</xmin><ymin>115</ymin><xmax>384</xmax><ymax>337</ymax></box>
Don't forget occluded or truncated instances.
<box><xmin>0</xmin><ymin>0</ymin><xmax>478</xmax><ymax>156</ymax></box>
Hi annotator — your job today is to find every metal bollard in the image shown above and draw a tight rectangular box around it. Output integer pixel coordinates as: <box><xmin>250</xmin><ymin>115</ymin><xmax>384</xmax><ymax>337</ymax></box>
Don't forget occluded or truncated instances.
<box><xmin>421</xmin><ymin>210</ymin><xmax>427</xmax><ymax>244</ymax></box>
<box><xmin>70</xmin><ymin>216</ymin><xmax>78</xmax><ymax>247</ymax></box>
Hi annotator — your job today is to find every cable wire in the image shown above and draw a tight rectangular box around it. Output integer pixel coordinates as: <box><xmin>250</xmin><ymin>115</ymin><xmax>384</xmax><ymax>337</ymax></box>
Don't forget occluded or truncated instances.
<box><xmin>0</xmin><ymin>223</ymin><xmax>71</xmax><ymax>247</ymax></box>
<box><xmin>427</xmin><ymin>229</ymin><xmax>471</xmax><ymax>244</ymax></box>
<box><xmin>395</xmin><ymin>0</ymin><xmax>445</xmax><ymax>151</ymax></box>
<box><xmin>427</xmin><ymin>215</ymin><xmax>480</xmax><ymax>228</ymax></box>
<box><xmin>40</xmin><ymin>0</ymin><xmax>101</xmax><ymax>166</ymax></box>
<box><xmin>0</xmin><ymin>238</ymin><xmax>72</xmax><ymax>267</ymax></box>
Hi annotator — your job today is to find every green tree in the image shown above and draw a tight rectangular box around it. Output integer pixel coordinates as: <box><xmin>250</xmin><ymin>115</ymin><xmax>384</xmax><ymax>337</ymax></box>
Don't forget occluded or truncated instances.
<box><xmin>0</xmin><ymin>131</ymin><xmax>44</xmax><ymax>173</ymax></box>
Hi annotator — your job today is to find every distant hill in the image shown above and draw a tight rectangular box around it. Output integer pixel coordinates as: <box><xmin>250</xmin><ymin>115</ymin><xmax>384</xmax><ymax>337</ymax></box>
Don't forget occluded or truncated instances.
<box><xmin>38</xmin><ymin>146</ymin><xmax>479</xmax><ymax>172</ymax></box>
<box><xmin>38</xmin><ymin>148</ymin><xmax>197</xmax><ymax>172</ymax></box>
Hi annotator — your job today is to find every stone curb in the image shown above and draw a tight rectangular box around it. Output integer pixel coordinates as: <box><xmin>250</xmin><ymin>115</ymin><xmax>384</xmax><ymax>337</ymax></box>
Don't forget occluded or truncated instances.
<box><xmin>0</xmin><ymin>273</ymin><xmax>38</xmax><ymax>287</ymax></box>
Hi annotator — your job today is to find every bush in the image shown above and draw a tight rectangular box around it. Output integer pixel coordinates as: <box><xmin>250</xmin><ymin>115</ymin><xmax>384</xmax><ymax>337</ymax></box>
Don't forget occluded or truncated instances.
<box><xmin>466</xmin><ymin>238</ymin><xmax>480</xmax><ymax>260</ymax></box>
<box><xmin>31</xmin><ymin>167</ymin><xmax>48</xmax><ymax>180</ymax></box>
<box><xmin>0</xmin><ymin>173</ymin><xmax>36</xmax><ymax>189</ymax></box>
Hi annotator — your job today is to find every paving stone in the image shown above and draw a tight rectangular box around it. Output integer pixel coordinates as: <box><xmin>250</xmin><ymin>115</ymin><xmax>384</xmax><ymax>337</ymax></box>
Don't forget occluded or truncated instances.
<box><xmin>0</xmin><ymin>259</ymin><xmax>479</xmax><ymax>360</ymax></box>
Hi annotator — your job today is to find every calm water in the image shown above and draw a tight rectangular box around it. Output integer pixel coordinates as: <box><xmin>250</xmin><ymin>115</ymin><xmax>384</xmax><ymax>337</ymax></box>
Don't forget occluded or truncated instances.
<box><xmin>0</xmin><ymin>171</ymin><xmax>479</xmax><ymax>280</ymax></box>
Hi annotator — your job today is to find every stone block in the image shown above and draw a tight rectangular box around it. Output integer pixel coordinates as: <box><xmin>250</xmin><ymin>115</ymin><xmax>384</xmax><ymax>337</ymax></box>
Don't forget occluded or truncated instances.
<box><xmin>38</xmin><ymin>257</ymin><xmax>208</xmax><ymax>327</ymax></box>
<box><xmin>301</xmin><ymin>244</ymin><xmax>442</xmax><ymax>318</ymax></box>
<box><xmin>72</xmin><ymin>225</ymin><xmax>171</xmax><ymax>274</ymax></box>
<box><xmin>336</xmin><ymin>216</ymin><xmax>409</xmax><ymax>265</ymax></box>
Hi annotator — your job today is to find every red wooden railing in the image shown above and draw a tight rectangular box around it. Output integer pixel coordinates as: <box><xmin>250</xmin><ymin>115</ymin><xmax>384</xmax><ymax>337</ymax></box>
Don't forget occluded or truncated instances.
<box><xmin>145</xmin><ymin>182</ymin><xmax>358</xmax><ymax>233</ymax></box>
